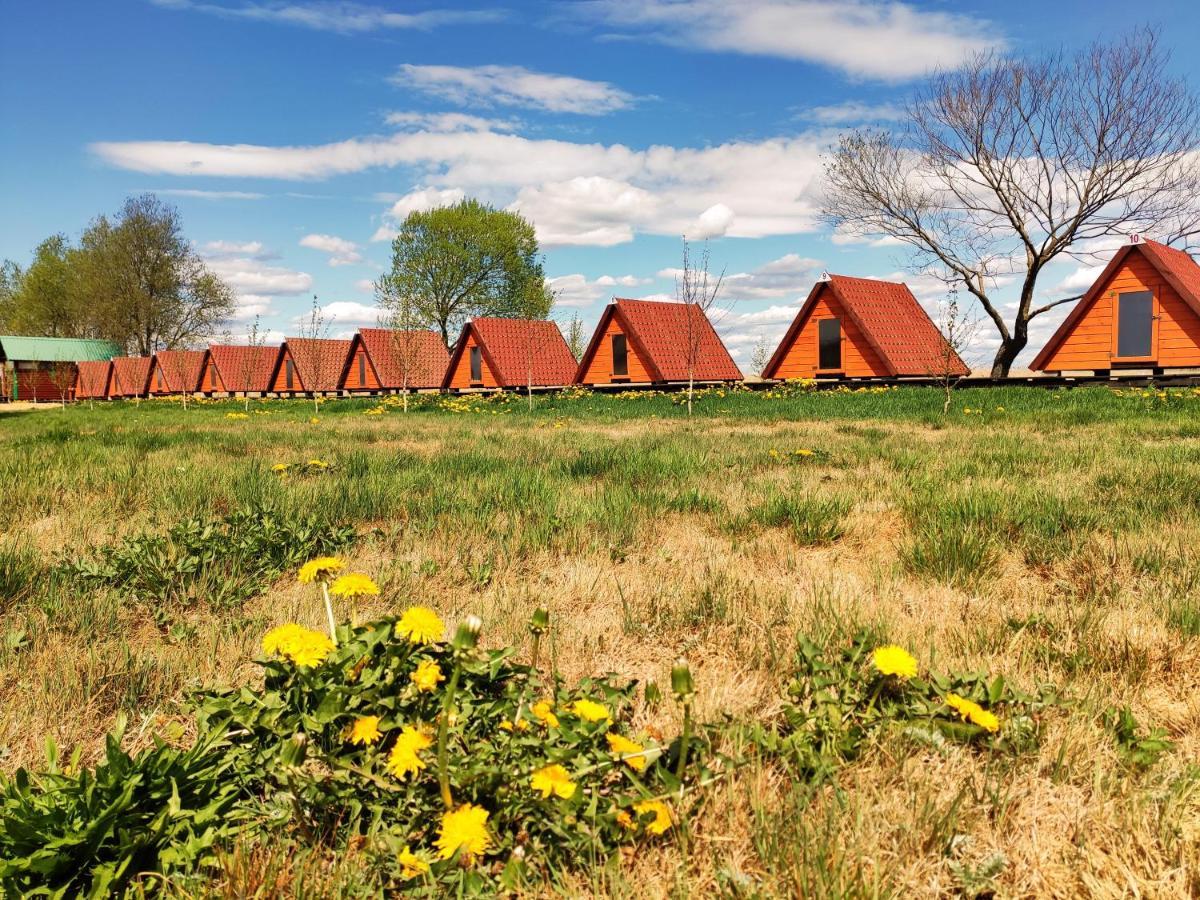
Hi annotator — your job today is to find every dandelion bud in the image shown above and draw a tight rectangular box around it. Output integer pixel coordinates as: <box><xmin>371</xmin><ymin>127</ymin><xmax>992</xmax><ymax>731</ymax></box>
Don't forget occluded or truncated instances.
<box><xmin>644</xmin><ymin>679</ymin><xmax>662</xmax><ymax>706</ymax></box>
<box><xmin>671</xmin><ymin>658</ymin><xmax>695</xmax><ymax>700</ymax></box>
<box><xmin>452</xmin><ymin>615</ymin><xmax>482</xmax><ymax>652</ymax></box>
<box><xmin>280</xmin><ymin>731</ymin><xmax>308</xmax><ymax>767</ymax></box>
<box><xmin>529</xmin><ymin>607</ymin><xmax>550</xmax><ymax>636</ymax></box>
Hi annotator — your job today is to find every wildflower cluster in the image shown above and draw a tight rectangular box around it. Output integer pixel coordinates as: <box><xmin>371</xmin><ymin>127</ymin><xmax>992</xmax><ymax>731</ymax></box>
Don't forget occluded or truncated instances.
<box><xmin>271</xmin><ymin>458</ymin><xmax>336</xmax><ymax>479</ymax></box>
<box><xmin>767</xmin><ymin>446</ymin><xmax>823</xmax><ymax>463</ymax></box>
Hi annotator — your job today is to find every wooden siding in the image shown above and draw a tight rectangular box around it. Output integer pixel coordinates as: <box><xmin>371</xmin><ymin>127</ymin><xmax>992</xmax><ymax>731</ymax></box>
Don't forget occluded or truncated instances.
<box><xmin>201</xmin><ymin>358</ymin><xmax>225</xmax><ymax>393</ymax></box>
<box><xmin>147</xmin><ymin>360</ymin><xmax>169</xmax><ymax>395</ymax></box>
<box><xmin>271</xmin><ymin>346</ymin><xmax>303</xmax><ymax>393</ymax></box>
<box><xmin>343</xmin><ymin>343</ymin><xmax>381</xmax><ymax>391</ymax></box>
<box><xmin>577</xmin><ymin>315</ymin><xmax>654</xmax><ymax>384</ymax></box>
<box><xmin>771</xmin><ymin>287</ymin><xmax>889</xmax><ymax>379</ymax></box>
<box><xmin>446</xmin><ymin>331</ymin><xmax>500</xmax><ymax>389</ymax></box>
<box><xmin>1040</xmin><ymin>254</ymin><xmax>1200</xmax><ymax>371</ymax></box>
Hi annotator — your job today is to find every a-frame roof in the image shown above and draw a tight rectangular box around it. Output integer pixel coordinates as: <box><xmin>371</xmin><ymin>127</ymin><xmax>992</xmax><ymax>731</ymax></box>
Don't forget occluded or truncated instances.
<box><xmin>111</xmin><ymin>356</ymin><xmax>152</xmax><ymax>396</ymax></box>
<box><xmin>149</xmin><ymin>349</ymin><xmax>206</xmax><ymax>392</ymax></box>
<box><xmin>576</xmin><ymin>299</ymin><xmax>742</xmax><ymax>383</ymax></box>
<box><xmin>208</xmin><ymin>344</ymin><xmax>278</xmax><ymax>393</ymax></box>
<box><xmin>74</xmin><ymin>360</ymin><xmax>112</xmax><ymax>398</ymax></box>
<box><xmin>442</xmin><ymin>318</ymin><xmax>577</xmax><ymax>388</ymax></box>
<box><xmin>763</xmin><ymin>275</ymin><xmax>968</xmax><ymax>378</ymax></box>
<box><xmin>275</xmin><ymin>338</ymin><xmax>352</xmax><ymax>392</ymax></box>
<box><xmin>1030</xmin><ymin>239</ymin><xmax>1200</xmax><ymax>370</ymax></box>
<box><xmin>349</xmin><ymin>328</ymin><xmax>449</xmax><ymax>389</ymax></box>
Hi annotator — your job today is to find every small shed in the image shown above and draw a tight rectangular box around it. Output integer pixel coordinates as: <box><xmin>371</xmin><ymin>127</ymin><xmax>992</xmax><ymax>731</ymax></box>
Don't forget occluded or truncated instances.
<box><xmin>74</xmin><ymin>360</ymin><xmax>113</xmax><ymax>400</ymax></box>
<box><xmin>270</xmin><ymin>338</ymin><xmax>353</xmax><ymax>395</ymax></box>
<box><xmin>342</xmin><ymin>328</ymin><xmax>449</xmax><ymax>393</ymax></box>
<box><xmin>202</xmin><ymin>345</ymin><xmax>279</xmax><ymax>395</ymax></box>
<box><xmin>574</xmin><ymin>299</ymin><xmax>742</xmax><ymax>386</ymax></box>
<box><xmin>1031</xmin><ymin>238</ymin><xmax>1200</xmax><ymax>373</ymax></box>
<box><xmin>110</xmin><ymin>356</ymin><xmax>153</xmax><ymax>398</ymax></box>
<box><xmin>762</xmin><ymin>275</ymin><xmax>967</xmax><ymax>380</ymax></box>
<box><xmin>442</xmin><ymin>318</ymin><xmax>577</xmax><ymax>390</ymax></box>
<box><xmin>147</xmin><ymin>349</ymin><xmax>207</xmax><ymax>395</ymax></box>
<box><xmin>0</xmin><ymin>335</ymin><xmax>120</xmax><ymax>402</ymax></box>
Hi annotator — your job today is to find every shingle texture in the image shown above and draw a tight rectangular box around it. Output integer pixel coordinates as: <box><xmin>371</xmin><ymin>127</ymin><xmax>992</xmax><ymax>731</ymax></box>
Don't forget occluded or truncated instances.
<box><xmin>281</xmin><ymin>338</ymin><xmax>352</xmax><ymax>392</ymax></box>
<box><xmin>460</xmin><ymin>318</ymin><xmax>577</xmax><ymax>387</ymax></box>
<box><xmin>74</xmin><ymin>360</ymin><xmax>111</xmax><ymax>398</ymax></box>
<box><xmin>152</xmin><ymin>349</ymin><xmax>206</xmax><ymax>392</ymax></box>
<box><xmin>111</xmin><ymin>356</ymin><xmax>151</xmax><ymax>396</ymax></box>
<box><xmin>357</xmin><ymin>329</ymin><xmax>449</xmax><ymax>389</ymax></box>
<box><xmin>209</xmin><ymin>345</ymin><xmax>278</xmax><ymax>392</ymax></box>
<box><xmin>607</xmin><ymin>299</ymin><xmax>742</xmax><ymax>382</ymax></box>
<box><xmin>822</xmin><ymin>275</ymin><xmax>968</xmax><ymax>376</ymax></box>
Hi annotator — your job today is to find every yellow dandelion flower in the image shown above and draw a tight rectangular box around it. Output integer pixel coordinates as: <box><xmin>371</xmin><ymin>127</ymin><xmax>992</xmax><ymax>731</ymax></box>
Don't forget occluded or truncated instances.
<box><xmin>570</xmin><ymin>699</ymin><xmax>610</xmax><ymax>723</ymax></box>
<box><xmin>329</xmin><ymin>573</ymin><xmax>380</xmax><ymax>599</ymax></box>
<box><xmin>396</xmin><ymin>606</ymin><xmax>444</xmax><ymax>644</ymax></box>
<box><xmin>794</xmin><ymin>448</ymin><xmax>814</xmax><ymax>456</ymax></box>
<box><xmin>297</xmin><ymin>556</ymin><xmax>344</xmax><ymax>584</ymax></box>
<box><xmin>397</xmin><ymin>846</ymin><xmax>429</xmax><ymax>879</ymax></box>
<box><xmin>436</xmin><ymin>804</ymin><xmax>491</xmax><ymax>863</ymax></box>
<box><xmin>386</xmin><ymin>725</ymin><xmax>433</xmax><ymax>779</ymax></box>
<box><xmin>261</xmin><ymin>623</ymin><xmax>334</xmax><ymax>668</ymax></box>
<box><xmin>262</xmin><ymin>622</ymin><xmax>307</xmax><ymax>656</ymax></box>
<box><xmin>499</xmin><ymin>718</ymin><xmax>530</xmax><ymax>733</ymax></box>
<box><xmin>309</xmin><ymin>417</ymin><xmax>319</xmax><ymax>424</ymax></box>
<box><xmin>872</xmin><ymin>645</ymin><xmax>918</xmax><ymax>680</ymax></box>
<box><xmin>410</xmin><ymin>659</ymin><xmax>444</xmax><ymax>693</ymax></box>
<box><xmin>615</xmin><ymin>810</ymin><xmax>634</xmax><ymax>830</ymax></box>
<box><xmin>343</xmin><ymin>715</ymin><xmax>382</xmax><ymax>746</ymax></box>
<box><xmin>271</xmin><ymin>463</ymin><xmax>290</xmax><ymax>473</ymax></box>
<box><xmin>945</xmin><ymin>693</ymin><xmax>1000</xmax><ymax>733</ymax></box>
<box><xmin>606</xmin><ymin>733</ymin><xmax>647</xmax><ymax>772</ymax></box>
<box><xmin>307</xmin><ymin>458</ymin><xmax>328</xmax><ymax>468</ymax></box>
<box><xmin>530</xmin><ymin>764</ymin><xmax>576</xmax><ymax>800</ymax></box>
<box><xmin>531</xmin><ymin>699</ymin><xmax>559</xmax><ymax>728</ymax></box>
<box><xmin>633</xmin><ymin>799</ymin><xmax>672</xmax><ymax>835</ymax></box>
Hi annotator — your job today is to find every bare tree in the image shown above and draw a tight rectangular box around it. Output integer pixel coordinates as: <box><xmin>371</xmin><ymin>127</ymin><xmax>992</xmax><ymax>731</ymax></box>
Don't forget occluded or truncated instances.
<box><xmin>519</xmin><ymin>282</ymin><xmax>557</xmax><ymax>411</ymax></box>
<box><xmin>749</xmin><ymin>333</ymin><xmax>773</xmax><ymax>378</ymax></box>
<box><xmin>928</xmin><ymin>288</ymin><xmax>980</xmax><ymax>416</ymax></box>
<box><xmin>675</xmin><ymin>239</ymin><xmax>725</xmax><ymax>416</ymax></box>
<box><xmin>822</xmin><ymin>28</ymin><xmax>1200</xmax><ymax>377</ymax></box>
<box><xmin>47</xmin><ymin>361</ymin><xmax>76</xmax><ymax>409</ymax></box>
<box><xmin>376</xmin><ymin>274</ymin><xmax>425</xmax><ymax>413</ymax></box>
<box><xmin>563</xmin><ymin>312</ymin><xmax>587</xmax><ymax>362</ymax></box>
<box><xmin>236</xmin><ymin>316</ymin><xmax>268</xmax><ymax>412</ymax></box>
<box><xmin>292</xmin><ymin>297</ymin><xmax>335</xmax><ymax>417</ymax></box>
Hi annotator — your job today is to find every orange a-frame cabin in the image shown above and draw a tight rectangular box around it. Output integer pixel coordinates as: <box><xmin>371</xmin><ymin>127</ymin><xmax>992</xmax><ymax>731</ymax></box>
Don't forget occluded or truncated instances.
<box><xmin>442</xmin><ymin>318</ymin><xmax>577</xmax><ymax>390</ymax></box>
<box><xmin>575</xmin><ymin>298</ymin><xmax>742</xmax><ymax>386</ymax></box>
<box><xmin>202</xmin><ymin>345</ymin><xmax>279</xmax><ymax>395</ymax></box>
<box><xmin>1031</xmin><ymin>238</ymin><xmax>1200</xmax><ymax>374</ymax></box>
<box><xmin>146</xmin><ymin>349</ymin><xmax>206</xmax><ymax>395</ymax></box>
<box><xmin>341</xmin><ymin>328</ymin><xmax>449</xmax><ymax>393</ymax></box>
<box><xmin>74</xmin><ymin>360</ymin><xmax>112</xmax><ymax>400</ymax></box>
<box><xmin>109</xmin><ymin>356</ymin><xmax>152</xmax><ymax>398</ymax></box>
<box><xmin>762</xmin><ymin>275</ymin><xmax>968</xmax><ymax>380</ymax></box>
<box><xmin>270</xmin><ymin>338</ymin><xmax>353</xmax><ymax>395</ymax></box>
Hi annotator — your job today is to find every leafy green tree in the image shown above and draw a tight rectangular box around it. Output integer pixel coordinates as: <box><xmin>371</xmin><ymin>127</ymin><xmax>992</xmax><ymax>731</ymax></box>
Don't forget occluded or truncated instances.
<box><xmin>382</xmin><ymin>198</ymin><xmax>550</xmax><ymax>349</ymax></box>
<box><xmin>0</xmin><ymin>260</ymin><xmax>22</xmax><ymax>331</ymax></box>
<box><xmin>5</xmin><ymin>236</ymin><xmax>82</xmax><ymax>337</ymax></box>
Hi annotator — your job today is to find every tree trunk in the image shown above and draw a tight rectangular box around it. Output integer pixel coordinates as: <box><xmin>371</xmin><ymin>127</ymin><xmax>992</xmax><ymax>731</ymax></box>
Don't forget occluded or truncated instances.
<box><xmin>988</xmin><ymin>333</ymin><xmax>1027</xmax><ymax>378</ymax></box>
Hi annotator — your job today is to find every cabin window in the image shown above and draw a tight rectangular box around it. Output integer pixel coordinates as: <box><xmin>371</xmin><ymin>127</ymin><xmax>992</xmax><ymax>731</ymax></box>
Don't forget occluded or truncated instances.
<box><xmin>358</xmin><ymin>353</ymin><xmax>366</xmax><ymax>385</ymax></box>
<box><xmin>470</xmin><ymin>346</ymin><xmax>482</xmax><ymax>382</ymax></box>
<box><xmin>285</xmin><ymin>358</ymin><xmax>294</xmax><ymax>389</ymax></box>
<box><xmin>612</xmin><ymin>333</ymin><xmax>628</xmax><ymax>377</ymax></box>
<box><xmin>209</xmin><ymin>365</ymin><xmax>217</xmax><ymax>389</ymax></box>
<box><xmin>156</xmin><ymin>369</ymin><xmax>163</xmax><ymax>390</ymax></box>
<box><xmin>1116</xmin><ymin>291</ymin><xmax>1153</xmax><ymax>358</ymax></box>
<box><xmin>818</xmin><ymin>318</ymin><xmax>842</xmax><ymax>370</ymax></box>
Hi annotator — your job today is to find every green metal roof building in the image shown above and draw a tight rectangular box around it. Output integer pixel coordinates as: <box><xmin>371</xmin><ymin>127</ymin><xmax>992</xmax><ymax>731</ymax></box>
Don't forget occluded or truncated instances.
<box><xmin>0</xmin><ymin>335</ymin><xmax>122</xmax><ymax>401</ymax></box>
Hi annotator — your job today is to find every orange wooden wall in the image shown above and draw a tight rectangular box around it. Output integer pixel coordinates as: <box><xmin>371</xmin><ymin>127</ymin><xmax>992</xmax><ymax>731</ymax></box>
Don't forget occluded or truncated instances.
<box><xmin>578</xmin><ymin>316</ymin><xmax>654</xmax><ymax>384</ymax></box>
<box><xmin>271</xmin><ymin>347</ymin><xmax>303</xmax><ymax>392</ymax></box>
<box><xmin>772</xmin><ymin>287</ymin><xmax>888</xmax><ymax>378</ymax></box>
<box><xmin>446</xmin><ymin>331</ymin><xmax>499</xmax><ymax>388</ymax></box>
<box><xmin>201</xmin><ymin>358</ymin><xmax>225</xmax><ymax>393</ymax></box>
<box><xmin>343</xmin><ymin>343</ymin><xmax>381</xmax><ymax>391</ymax></box>
<box><xmin>1039</xmin><ymin>254</ymin><xmax>1200</xmax><ymax>371</ymax></box>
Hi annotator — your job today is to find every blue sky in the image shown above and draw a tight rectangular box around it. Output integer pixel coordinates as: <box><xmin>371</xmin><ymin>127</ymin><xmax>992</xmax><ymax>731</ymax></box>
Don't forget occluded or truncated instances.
<box><xmin>2</xmin><ymin>0</ymin><xmax>1198</xmax><ymax>367</ymax></box>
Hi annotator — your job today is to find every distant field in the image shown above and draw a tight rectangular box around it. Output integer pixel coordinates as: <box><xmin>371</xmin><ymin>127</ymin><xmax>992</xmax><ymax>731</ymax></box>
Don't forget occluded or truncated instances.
<box><xmin>2</xmin><ymin>386</ymin><xmax>1199</xmax><ymax>896</ymax></box>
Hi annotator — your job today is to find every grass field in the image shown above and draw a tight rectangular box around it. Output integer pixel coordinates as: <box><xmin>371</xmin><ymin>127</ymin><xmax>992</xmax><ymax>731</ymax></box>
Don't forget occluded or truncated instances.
<box><xmin>2</xmin><ymin>385</ymin><xmax>1199</xmax><ymax>897</ymax></box>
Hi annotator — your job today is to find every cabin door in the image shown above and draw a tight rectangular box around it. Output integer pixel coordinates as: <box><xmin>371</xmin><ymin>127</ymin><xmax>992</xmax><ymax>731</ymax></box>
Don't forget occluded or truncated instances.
<box><xmin>817</xmin><ymin>318</ymin><xmax>842</xmax><ymax>371</ymax></box>
<box><xmin>1114</xmin><ymin>291</ymin><xmax>1155</xmax><ymax>362</ymax></box>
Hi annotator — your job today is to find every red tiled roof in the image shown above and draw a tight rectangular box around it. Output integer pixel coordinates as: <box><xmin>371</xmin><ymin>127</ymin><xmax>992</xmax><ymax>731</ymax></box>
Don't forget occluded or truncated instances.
<box><xmin>765</xmin><ymin>276</ymin><xmax>968</xmax><ymax>378</ymax></box>
<box><xmin>1031</xmin><ymin>239</ymin><xmax>1200</xmax><ymax>370</ymax></box>
<box><xmin>111</xmin><ymin>356</ymin><xmax>151</xmax><ymax>396</ymax></box>
<box><xmin>74</xmin><ymin>360</ymin><xmax>111</xmax><ymax>398</ymax></box>
<box><xmin>445</xmin><ymin>318</ymin><xmax>577</xmax><ymax>388</ymax></box>
<box><xmin>355</xmin><ymin>328</ymin><xmax>449</xmax><ymax>389</ymax></box>
<box><xmin>281</xmin><ymin>338</ymin><xmax>353</xmax><ymax>392</ymax></box>
<box><xmin>151</xmin><ymin>349</ymin><xmax>206</xmax><ymax>392</ymax></box>
<box><xmin>584</xmin><ymin>299</ymin><xmax>742</xmax><ymax>382</ymax></box>
<box><xmin>209</xmin><ymin>344</ymin><xmax>278</xmax><ymax>392</ymax></box>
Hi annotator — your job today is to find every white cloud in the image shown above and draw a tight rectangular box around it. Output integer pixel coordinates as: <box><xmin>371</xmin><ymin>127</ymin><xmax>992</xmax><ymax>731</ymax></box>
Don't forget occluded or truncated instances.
<box><xmin>204</xmin><ymin>252</ymin><xmax>313</xmax><ymax>295</ymax></box>
<box><xmin>390</xmin><ymin>64</ymin><xmax>636</xmax><ymax>115</ymax></box>
<box><xmin>149</xmin><ymin>0</ymin><xmax>503</xmax><ymax>32</ymax></box>
<box><xmin>658</xmin><ymin>253</ymin><xmax>822</xmax><ymax>300</ymax></box>
<box><xmin>203</xmin><ymin>239</ymin><xmax>270</xmax><ymax>257</ymax></box>
<box><xmin>585</xmin><ymin>0</ymin><xmax>1003</xmax><ymax>81</ymax></box>
<box><xmin>829</xmin><ymin>223</ymin><xmax>902</xmax><ymax>247</ymax></box>
<box><xmin>797</xmin><ymin>100</ymin><xmax>905</xmax><ymax>125</ymax></box>
<box><xmin>354</xmin><ymin>278</ymin><xmax>376</xmax><ymax>293</ymax></box>
<box><xmin>371</xmin><ymin>186</ymin><xmax>467</xmax><ymax>241</ymax></box>
<box><xmin>546</xmin><ymin>272</ymin><xmax>651</xmax><ymax>307</ymax></box>
<box><xmin>229</xmin><ymin>293</ymin><xmax>275</xmax><ymax>321</ymax></box>
<box><xmin>385</xmin><ymin>111</ymin><xmax>519</xmax><ymax>133</ymax></box>
<box><xmin>688</xmin><ymin>203</ymin><xmax>735</xmax><ymax>239</ymax></box>
<box><xmin>93</xmin><ymin>128</ymin><xmax>828</xmax><ymax>246</ymax></box>
<box><xmin>299</xmin><ymin>232</ymin><xmax>363</xmax><ymax>266</ymax></box>
<box><xmin>302</xmin><ymin>300</ymin><xmax>384</xmax><ymax>330</ymax></box>
<box><xmin>151</xmin><ymin>188</ymin><xmax>265</xmax><ymax>199</ymax></box>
